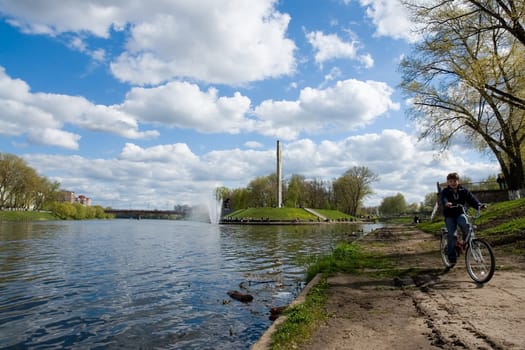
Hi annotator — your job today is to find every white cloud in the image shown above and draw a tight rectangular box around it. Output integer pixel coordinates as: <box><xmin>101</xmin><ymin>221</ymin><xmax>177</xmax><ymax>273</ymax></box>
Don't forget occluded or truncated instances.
<box><xmin>254</xmin><ymin>79</ymin><xmax>400</xmax><ymax>139</ymax></box>
<box><xmin>119</xmin><ymin>142</ymin><xmax>198</xmax><ymax>164</ymax></box>
<box><xmin>359</xmin><ymin>53</ymin><xmax>374</xmax><ymax>68</ymax></box>
<box><xmin>323</xmin><ymin>67</ymin><xmax>343</xmax><ymax>83</ymax></box>
<box><xmin>245</xmin><ymin>141</ymin><xmax>263</xmax><ymax>148</ymax></box>
<box><xmin>121</xmin><ymin>81</ymin><xmax>254</xmax><ymax>134</ymax></box>
<box><xmin>68</xmin><ymin>37</ymin><xmax>106</xmax><ymax>62</ymax></box>
<box><xmin>1</xmin><ymin>1</ymin><xmax>122</xmax><ymax>37</ymax></box>
<box><xmin>27</xmin><ymin>128</ymin><xmax>81</xmax><ymax>150</ymax></box>
<box><xmin>306</xmin><ymin>30</ymin><xmax>373</xmax><ymax>68</ymax></box>
<box><xmin>0</xmin><ymin>67</ymin><xmax>158</xmax><ymax>148</ymax></box>
<box><xmin>0</xmin><ymin>66</ymin><xmax>400</xmax><ymax>147</ymax></box>
<box><xmin>358</xmin><ymin>0</ymin><xmax>420</xmax><ymax>43</ymax></box>
<box><xmin>112</xmin><ymin>1</ymin><xmax>296</xmax><ymax>85</ymax></box>
<box><xmin>0</xmin><ymin>0</ymin><xmax>296</xmax><ymax>85</ymax></box>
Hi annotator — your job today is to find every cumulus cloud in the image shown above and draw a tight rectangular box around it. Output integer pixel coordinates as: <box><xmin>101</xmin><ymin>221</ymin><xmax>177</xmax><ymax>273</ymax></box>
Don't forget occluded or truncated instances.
<box><xmin>27</xmin><ymin>128</ymin><xmax>81</xmax><ymax>150</ymax></box>
<box><xmin>254</xmin><ymin>79</ymin><xmax>400</xmax><ymax>139</ymax></box>
<box><xmin>119</xmin><ymin>142</ymin><xmax>198</xmax><ymax>163</ymax></box>
<box><xmin>358</xmin><ymin>0</ymin><xmax>420</xmax><ymax>43</ymax></box>
<box><xmin>0</xmin><ymin>65</ymin><xmax>401</xmax><ymax>146</ymax></box>
<box><xmin>113</xmin><ymin>1</ymin><xmax>296</xmax><ymax>85</ymax></box>
<box><xmin>0</xmin><ymin>0</ymin><xmax>297</xmax><ymax>85</ymax></box>
<box><xmin>22</xmin><ymin>144</ymin><xmax>277</xmax><ymax>208</ymax></box>
<box><xmin>0</xmin><ymin>1</ymin><xmax>124</xmax><ymax>37</ymax></box>
<box><xmin>121</xmin><ymin>82</ymin><xmax>254</xmax><ymax>133</ymax></box>
<box><xmin>245</xmin><ymin>141</ymin><xmax>263</xmax><ymax>148</ymax></box>
<box><xmin>0</xmin><ymin>67</ymin><xmax>158</xmax><ymax>148</ymax></box>
<box><xmin>306</xmin><ymin>30</ymin><xmax>374</xmax><ymax>68</ymax></box>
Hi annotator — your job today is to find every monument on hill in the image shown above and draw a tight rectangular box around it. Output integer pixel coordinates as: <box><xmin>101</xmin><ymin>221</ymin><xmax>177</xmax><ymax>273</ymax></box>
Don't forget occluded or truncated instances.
<box><xmin>277</xmin><ymin>140</ymin><xmax>282</xmax><ymax>208</ymax></box>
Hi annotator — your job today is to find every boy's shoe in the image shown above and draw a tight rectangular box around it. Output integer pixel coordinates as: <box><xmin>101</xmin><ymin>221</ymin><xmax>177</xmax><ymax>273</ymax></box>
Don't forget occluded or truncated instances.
<box><xmin>447</xmin><ymin>258</ymin><xmax>457</xmax><ymax>269</ymax></box>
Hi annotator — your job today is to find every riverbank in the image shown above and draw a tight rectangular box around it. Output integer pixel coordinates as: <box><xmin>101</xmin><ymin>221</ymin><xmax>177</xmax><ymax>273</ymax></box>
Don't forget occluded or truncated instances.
<box><xmin>257</xmin><ymin>224</ymin><xmax>525</xmax><ymax>349</ymax></box>
<box><xmin>0</xmin><ymin>210</ymin><xmax>57</xmax><ymax>221</ymax></box>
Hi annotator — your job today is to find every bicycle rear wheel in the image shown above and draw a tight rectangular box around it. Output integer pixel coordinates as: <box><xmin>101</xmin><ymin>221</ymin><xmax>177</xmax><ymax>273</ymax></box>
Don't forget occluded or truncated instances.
<box><xmin>440</xmin><ymin>232</ymin><xmax>454</xmax><ymax>268</ymax></box>
<box><xmin>466</xmin><ymin>239</ymin><xmax>495</xmax><ymax>283</ymax></box>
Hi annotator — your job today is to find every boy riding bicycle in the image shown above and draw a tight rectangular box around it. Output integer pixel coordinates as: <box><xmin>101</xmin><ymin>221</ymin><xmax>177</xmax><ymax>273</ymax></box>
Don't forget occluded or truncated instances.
<box><xmin>440</xmin><ymin>172</ymin><xmax>483</xmax><ymax>266</ymax></box>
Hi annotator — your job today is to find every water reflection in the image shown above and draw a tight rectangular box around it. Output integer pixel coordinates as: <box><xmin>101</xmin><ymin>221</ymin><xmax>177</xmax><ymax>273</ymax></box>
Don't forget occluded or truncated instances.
<box><xmin>0</xmin><ymin>220</ymin><xmax>381</xmax><ymax>349</ymax></box>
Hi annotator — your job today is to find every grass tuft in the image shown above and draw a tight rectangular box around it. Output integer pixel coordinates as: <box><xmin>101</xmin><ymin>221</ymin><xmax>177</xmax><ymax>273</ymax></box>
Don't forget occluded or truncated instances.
<box><xmin>271</xmin><ymin>278</ymin><xmax>328</xmax><ymax>350</ymax></box>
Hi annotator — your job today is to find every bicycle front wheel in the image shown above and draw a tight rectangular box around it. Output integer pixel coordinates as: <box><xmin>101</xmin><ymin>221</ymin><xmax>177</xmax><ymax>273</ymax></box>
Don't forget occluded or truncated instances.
<box><xmin>465</xmin><ymin>239</ymin><xmax>495</xmax><ymax>283</ymax></box>
<box><xmin>440</xmin><ymin>232</ymin><xmax>454</xmax><ymax>268</ymax></box>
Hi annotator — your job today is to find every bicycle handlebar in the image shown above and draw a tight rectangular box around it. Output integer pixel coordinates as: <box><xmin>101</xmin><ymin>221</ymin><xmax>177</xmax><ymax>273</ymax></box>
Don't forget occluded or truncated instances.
<box><xmin>448</xmin><ymin>203</ymin><xmax>485</xmax><ymax>218</ymax></box>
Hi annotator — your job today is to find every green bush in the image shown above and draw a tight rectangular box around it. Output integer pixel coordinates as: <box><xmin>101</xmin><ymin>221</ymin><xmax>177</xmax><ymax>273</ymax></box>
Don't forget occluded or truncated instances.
<box><xmin>51</xmin><ymin>202</ymin><xmax>112</xmax><ymax>220</ymax></box>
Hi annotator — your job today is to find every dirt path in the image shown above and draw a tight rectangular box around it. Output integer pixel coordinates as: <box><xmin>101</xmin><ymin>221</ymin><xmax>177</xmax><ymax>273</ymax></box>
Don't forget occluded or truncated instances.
<box><xmin>301</xmin><ymin>225</ymin><xmax>525</xmax><ymax>350</ymax></box>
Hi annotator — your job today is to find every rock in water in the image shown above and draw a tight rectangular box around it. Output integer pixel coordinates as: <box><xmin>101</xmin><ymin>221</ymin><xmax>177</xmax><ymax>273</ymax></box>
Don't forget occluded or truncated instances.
<box><xmin>269</xmin><ymin>306</ymin><xmax>287</xmax><ymax>320</ymax></box>
<box><xmin>227</xmin><ymin>290</ymin><xmax>254</xmax><ymax>302</ymax></box>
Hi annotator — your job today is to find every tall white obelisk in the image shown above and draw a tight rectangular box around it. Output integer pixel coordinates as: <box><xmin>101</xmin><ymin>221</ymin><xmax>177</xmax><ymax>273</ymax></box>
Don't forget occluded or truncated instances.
<box><xmin>277</xmin><ymin>140</ymin><xmax>282</xmax><ymax>208</ymax></box>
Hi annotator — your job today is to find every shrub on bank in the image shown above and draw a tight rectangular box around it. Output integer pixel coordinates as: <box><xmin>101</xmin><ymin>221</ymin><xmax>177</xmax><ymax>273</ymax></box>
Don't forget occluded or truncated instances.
<box><xmin>51</xmin><ymin>202</ymin><xmax>113</xmax><ymax>219</ymax></box>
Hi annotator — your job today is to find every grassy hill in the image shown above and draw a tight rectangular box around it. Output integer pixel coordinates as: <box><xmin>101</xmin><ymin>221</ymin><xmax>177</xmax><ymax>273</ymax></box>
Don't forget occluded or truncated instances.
<box><xmin>225</xmin><ymin>207</ymin><xmax>355</xmax><ymax>222</ymax></box>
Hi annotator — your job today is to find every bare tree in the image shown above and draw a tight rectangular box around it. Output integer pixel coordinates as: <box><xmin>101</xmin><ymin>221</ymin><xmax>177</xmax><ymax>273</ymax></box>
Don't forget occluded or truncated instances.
<box><xmin>333</xmin><ymin>166</ymin><xmax>378</xmax><ymax>216</ymax></box>
<box><xmin>400</xmin><ymin>0</ymin><xmax>525</xmax><ymax>189</ymax></box>
<box><xmin>466</xmin><ymin>0</ymin><xmax>525</xmax><ymax>46</ymax></box>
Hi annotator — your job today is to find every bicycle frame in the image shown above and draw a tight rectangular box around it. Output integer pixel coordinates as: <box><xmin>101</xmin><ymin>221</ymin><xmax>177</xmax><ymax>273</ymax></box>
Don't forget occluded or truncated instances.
<box><xmin>457</xmin><ymin>206</ymin><xmax>479</xmax><ymax>248</ymax></box>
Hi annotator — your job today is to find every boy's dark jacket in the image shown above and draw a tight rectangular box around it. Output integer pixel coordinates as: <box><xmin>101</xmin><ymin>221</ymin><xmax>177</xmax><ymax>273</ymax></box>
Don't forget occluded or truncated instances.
<box><xmin>440</xmin><ymin>185</ymin><xmax>481</xmax><ymax>217</ymax></box>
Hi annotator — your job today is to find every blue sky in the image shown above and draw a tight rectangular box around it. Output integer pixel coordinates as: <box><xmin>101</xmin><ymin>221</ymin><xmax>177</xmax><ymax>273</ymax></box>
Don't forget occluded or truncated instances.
<box><xmin>0</xmin><ymin>0</ymin><xmax>499</xmax><ymax>209</ymax></box>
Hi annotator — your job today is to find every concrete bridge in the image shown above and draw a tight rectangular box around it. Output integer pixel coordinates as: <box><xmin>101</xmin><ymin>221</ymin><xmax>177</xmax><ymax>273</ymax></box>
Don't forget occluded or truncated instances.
<box><xmin>104</xmin><ymin>209</ymin><xmax>185</xmax><ymax>220</ymax></box>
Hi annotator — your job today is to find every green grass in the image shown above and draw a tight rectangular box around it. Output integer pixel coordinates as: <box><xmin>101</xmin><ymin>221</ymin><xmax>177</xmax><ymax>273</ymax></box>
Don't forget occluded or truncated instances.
<box><xmin>477</xmin><ymin>198</ymin><xmax>525</xmax><ymax>223</ymax></box>
<box><xmin>226</xmin><ymin>207</ymin><xmax>355</xmax><ymax>222</ymax></box>
<box><xmin>227</xmin><ymin>207</ymin><xmax>318</xmax><ymax>221</ymax></box>
<box><xmin>0</xmin><ymin>210</ymin><xmax>57</xmax><ymax>221</ymax></box>
<box><xmin>416</xmin><ymin>219</ymin><xmax>443</xmax><ymax>235</ymax></box>
<box><xmin>313</xmin><ymin>209</ymin><xmax>355</xmax><ymax>220</ymax></box>
<box><xmin>482</xmin><ymin>217</ymin><xmax>525</xmax><ymax>236</ymax></box>
<box><xmin>304</xmin><ymin>242</ymin><xmax>394</xmax><ymax>282</ymax></box>
<box><xmin>270</xmin><ymin>278</ymin><xmax>329</xmax><ymax>350</ymax></box>
<box><xmin>417</xmin><ymin>198</ymin><xmax>525</xmax><ymax>241</ymax></box>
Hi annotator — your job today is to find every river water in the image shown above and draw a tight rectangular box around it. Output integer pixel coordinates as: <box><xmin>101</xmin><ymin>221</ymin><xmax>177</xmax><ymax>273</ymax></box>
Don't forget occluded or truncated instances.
<box><xmin>0</xmin><ymin>219</ymin><xmax>381</xmax><ymax>349</ymax></box>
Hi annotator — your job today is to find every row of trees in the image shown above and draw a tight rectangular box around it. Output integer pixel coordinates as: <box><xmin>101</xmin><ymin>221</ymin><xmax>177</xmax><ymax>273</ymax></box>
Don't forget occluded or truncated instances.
<box><xmin>0</xmin><ymin>153</ymin><xmax>60</xmax><ymax>210</ymax></box>
<box><xmin>0</xmin><ymin>153</ymin><xmax>110</xmax><ymax>219</ymax></box>
<box><xmin>218</xmin><ymin>167</ymin><xmax>504</xmax><ymax>217</ymax></box>
<box><xmin>218</xmin><ymin>166</ymin><xmax>378</xmax><ymax>216</ymax></box>
<box><xmin>400</xmin><ymin>0</ymin><xmax>525</xmax><ymax>191</ymax></box>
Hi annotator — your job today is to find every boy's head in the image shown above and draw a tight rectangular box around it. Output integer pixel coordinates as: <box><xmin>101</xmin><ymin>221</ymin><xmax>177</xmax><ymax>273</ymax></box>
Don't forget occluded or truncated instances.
<box><xmin>446</xmin><ymin>172</ymin><xmax>460</xmax><ymax>188</ymax></box>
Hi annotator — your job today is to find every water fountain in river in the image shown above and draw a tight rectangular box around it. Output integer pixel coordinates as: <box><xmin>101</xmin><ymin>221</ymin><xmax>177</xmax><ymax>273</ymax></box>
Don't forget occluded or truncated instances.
<box><xmin>207</xmin><ymin>193</ymin><xmax>223</xmax><ymax>224</ymax></box>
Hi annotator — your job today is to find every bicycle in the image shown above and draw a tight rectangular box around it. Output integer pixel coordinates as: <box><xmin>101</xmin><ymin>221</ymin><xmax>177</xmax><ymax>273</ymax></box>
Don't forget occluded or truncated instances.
<box><xmin>440</xmin><ymin>204</ymin><xmax>495</xmax><ymax>283</ymax></box>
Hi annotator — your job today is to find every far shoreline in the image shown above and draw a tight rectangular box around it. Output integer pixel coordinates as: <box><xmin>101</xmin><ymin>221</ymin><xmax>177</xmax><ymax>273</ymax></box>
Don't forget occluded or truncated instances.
<box><xmin>219</xmin><ymin>219</ymin><xmax>374</xmax><ymax>225</ymax></box>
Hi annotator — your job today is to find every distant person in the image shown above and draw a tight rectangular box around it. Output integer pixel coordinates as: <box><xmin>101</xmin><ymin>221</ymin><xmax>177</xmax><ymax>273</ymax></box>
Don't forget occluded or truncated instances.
<box><xmin>440</xmin><ymin>172</ymin><xmax>483</xmax><ymax>266</ymax></box>
<box><xmin>497</xmin><ymin>174</ymin><xmax>505</xmax><ymax>189</ymax></box>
